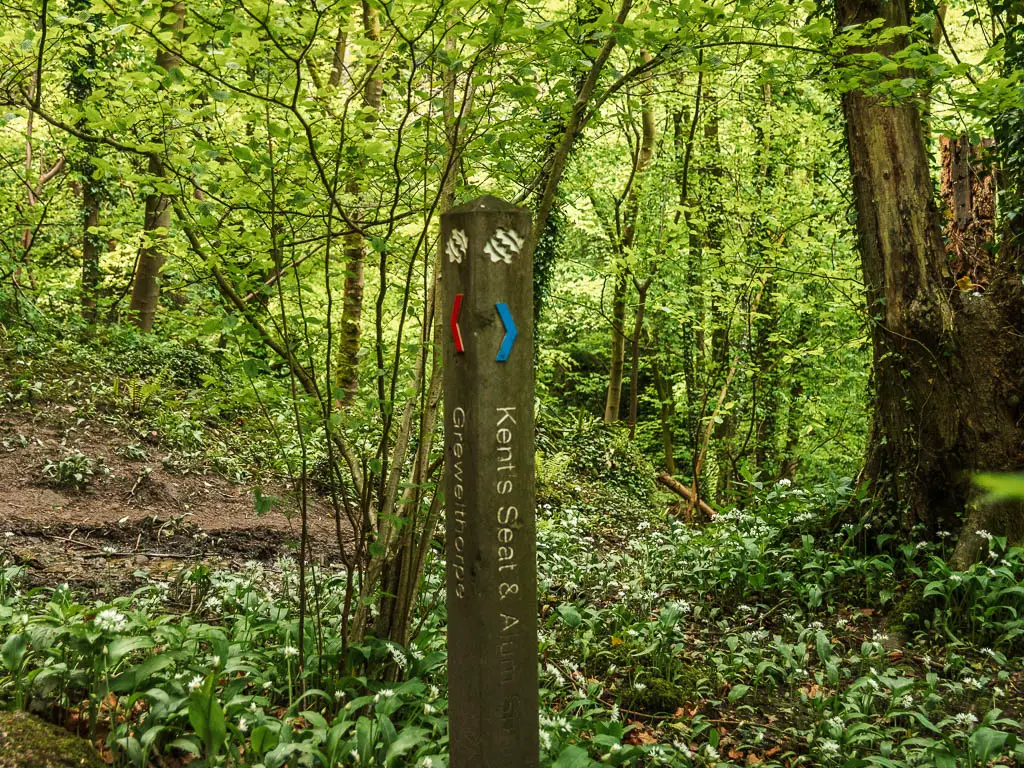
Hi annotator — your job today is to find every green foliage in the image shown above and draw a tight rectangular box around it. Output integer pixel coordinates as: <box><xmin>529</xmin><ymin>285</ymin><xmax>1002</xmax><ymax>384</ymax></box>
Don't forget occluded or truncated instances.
<box><xmin>39</xmin><ymin>451</ymin><xmax>106</xmax><ymax>491</ymax></box>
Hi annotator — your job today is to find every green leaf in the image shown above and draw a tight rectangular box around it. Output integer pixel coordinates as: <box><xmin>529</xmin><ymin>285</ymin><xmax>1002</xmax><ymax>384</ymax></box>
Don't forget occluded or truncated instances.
<box><xmin>557</xmin><ymin>604</ymin><xmax>582</xmax><ymax>628</ymax></box>
<box><xmin>106</xmin><ymin>636</ymin><xmax>155</xmax><ymax>664</ymax></box>
<box><xmin>384</xmin><ymin>727</ymin><xmax>428</xmax><ymax>764</ymax></box>
<box><xmin>728</xmin><ymin>684</ymin><xmax>750</xmax><ymax>703</ymax></box>
<box><xmin>970</xmin><ymin>727</ymin><xmax>1011</xmax><ymax>761</ymax></box>
<box><xmin>816</xmin><ymin>630</ymin><xmax>833</xmax><ymax>664</ymax></box>
<box><xmin>109</xmin><ymin>652</ymin><xmax>175</xmax><ymax>693</ymax></box>
<box><xmin>553</xmin><ymin>745</ymin><xmax>595</xmax><ymax>768</ymax></box>
<box><xmin>975</xmin><ymin>473</ymin><xmax>1024</xmax><ymax>501</ymax></box>
<box><xmin>188</xmin><ymin>677</ymin><xmax>226</xmax><ymax>758</ymax></box>
<box><xmin>1</xmin><ymin>633</ymin><xmax>28</xmax><ymax>672</ymax></box>
<box><xmin>166</xmin><ymin>736</ymin><xmax>201</xmax><ymax>755</ymax></box>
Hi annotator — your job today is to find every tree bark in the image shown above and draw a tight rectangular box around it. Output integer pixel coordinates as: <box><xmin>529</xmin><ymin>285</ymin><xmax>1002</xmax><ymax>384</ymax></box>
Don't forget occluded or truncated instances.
<box><xmin>66</xmin><ymin>0</ymin><xmax>103</xmax><ymax>321</ymax></box>
<box><xmin>604</xmin><ymin>50</ymin><xmax>655</xmax><ymax>423</ymax></box>
<box><xmin>604</xmin><ymin>270</ymin><xmax>629</xmax><ymax>422</ymax></box>
<box><xmin>751</xmin><ymin>85</ymin><xmax>778</xmax><ymax>476</ymax></box>
<box><xmin>626</xmin><ymin>278</ymin><xmax>650</xmax><ymax>436</ymax></box>
<box><xmin>129</xmin><ymin>1</ymin><xmax>184</xmax><ymax>331</ymax></box>
<box><xmin>652</xmin><ymin>353</ymin><xmax>676</xmax><ymax>474</ymax></box>
<box><xmin>701</xmin><ymin>87</ymin><xmax>732</xmax><ymax>502</ymax></box>
<box><xmin>335</xmin><ymin>0</ymin><xmax>381</xmax><ymax>406</ymax></box>
<box><xmin>837</xmin><ymin>0</ymin><xmax>1024</xmax><ymax>550</ymax></box>
<box><xmin>673</xmin><ymin>68</ymin><xmax>705</xmax><ymax>496</ymax></box>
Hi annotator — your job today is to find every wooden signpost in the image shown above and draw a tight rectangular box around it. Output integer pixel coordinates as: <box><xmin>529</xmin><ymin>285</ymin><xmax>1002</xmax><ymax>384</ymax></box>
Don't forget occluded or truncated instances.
<box><xmin>442</xmin><ymin>196</ymin><xmax>538</xmax><ymax>768</ymax></box>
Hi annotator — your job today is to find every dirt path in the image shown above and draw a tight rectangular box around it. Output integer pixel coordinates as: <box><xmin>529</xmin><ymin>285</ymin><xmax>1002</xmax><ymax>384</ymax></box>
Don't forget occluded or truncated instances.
<box><xmin>0</xmin><ymin>408</ymin><xmax>346</xmax><ymax>594</ymax></box>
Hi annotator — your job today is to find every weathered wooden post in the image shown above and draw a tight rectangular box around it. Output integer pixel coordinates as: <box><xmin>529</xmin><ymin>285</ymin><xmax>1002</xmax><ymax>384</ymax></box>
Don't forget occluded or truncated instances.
<box><xmin>442</xmin><ymin>196</ymin><xmax>538</xmax><ymax>768</ymax></box>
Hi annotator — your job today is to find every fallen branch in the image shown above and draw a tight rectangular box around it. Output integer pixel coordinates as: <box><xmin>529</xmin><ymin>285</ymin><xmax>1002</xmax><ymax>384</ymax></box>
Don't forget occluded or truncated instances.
<box><xmin>656</xmin><ymin>471</ymin><xmax>717</xmax><ymax>521</ymax></box>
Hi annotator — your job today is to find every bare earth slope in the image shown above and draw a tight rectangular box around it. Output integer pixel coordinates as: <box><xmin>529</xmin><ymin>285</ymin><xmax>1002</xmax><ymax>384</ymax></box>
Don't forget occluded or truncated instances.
<box><xmin>0</xmin><ymin>407</ymin><xmax>342</xmax><ymax>594</ymax></box>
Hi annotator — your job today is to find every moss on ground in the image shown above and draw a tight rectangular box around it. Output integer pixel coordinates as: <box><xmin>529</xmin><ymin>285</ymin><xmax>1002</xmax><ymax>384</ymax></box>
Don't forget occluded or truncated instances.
<box><xmin>0</xmin><ymin>711</ymin><xmax>104</xmax><ymax>768</ymax></box>
<box><xmin>622</xmin><ymin>661</ymin><xmax>717</xmax><ymax>714</ymax></box>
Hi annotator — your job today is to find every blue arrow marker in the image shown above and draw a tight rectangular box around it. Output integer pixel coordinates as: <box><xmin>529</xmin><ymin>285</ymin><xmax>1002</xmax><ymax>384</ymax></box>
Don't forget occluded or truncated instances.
<box><xmin>495</xmin><ymin>302</ymin><xmax>518</xmax><ymax>362</ymax></box>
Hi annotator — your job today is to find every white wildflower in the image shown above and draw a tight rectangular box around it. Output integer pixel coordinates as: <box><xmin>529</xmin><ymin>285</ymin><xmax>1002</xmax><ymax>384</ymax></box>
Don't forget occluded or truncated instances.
<box><xmin>238</xmin><ymin>717</ymin><xmax>248</xmax><ymax>733</ymax></box>
<box><xmin>953</xmin><ymin>712</ymin><xmax>978</xmax><ymax>728</ymax></box>
<box><xmin>282</xmin><ymin>645</ymin><xmax>299</xmax><ymax>657</ymax></box>
<box><xmin>188</xmin><ymin>675</ymin><xmax>204</xmax><ymax>692</ymax></box>
<box><xmin>819</xmin><ymin>738</ymin><xmax>840</xmax><ymax>756</ymax></box>
<box><xmin>94</xmin><ymin>608</ymin><xmax>128</xmax><ymax>633</ymax></box>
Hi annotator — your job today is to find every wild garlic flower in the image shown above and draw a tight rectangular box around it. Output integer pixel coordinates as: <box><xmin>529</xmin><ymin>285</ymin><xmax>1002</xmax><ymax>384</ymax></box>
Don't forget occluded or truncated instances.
<box><xmin>819</xmin><ymin>738</ymin><xmax>840</xmax><ymax>756</ymax></box>
<box><xmin>94</xmin><ymin>608</ymin><xmax>128</xmax><ymax>633</ymax></box>
<box><xmin>188</xmin><ymin>675</ymin><xmax>204</xmax><ymax>692</ymax></box>
<box><xmin>953</xmin><ymin>712</ymin><xmax>978</xmax><ymax>728</ymax></box>
<box><xmin>386</xmin><ymin>643</ymin><xmax>408</xmax><ymax>670</ymax></box>
<box><xmin>282</xmin><ymin>645</ymin><xmax>299</xmax><ymax>657</ymax></box>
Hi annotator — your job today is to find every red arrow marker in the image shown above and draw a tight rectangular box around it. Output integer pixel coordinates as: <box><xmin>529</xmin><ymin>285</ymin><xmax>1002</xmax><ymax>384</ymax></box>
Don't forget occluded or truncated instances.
<box><xmin>450</xmin><ymin>293</ymin><xmax>465</xmax><ymax>353</ymax></box>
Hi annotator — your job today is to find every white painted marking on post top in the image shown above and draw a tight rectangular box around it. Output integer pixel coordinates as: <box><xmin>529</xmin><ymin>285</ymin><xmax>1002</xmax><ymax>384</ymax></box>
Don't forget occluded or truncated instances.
<box><xmin>447</xmin><ymin>228</ymin><xmax>468</xmax><ymax>263</ymax></box>
<box><xmin>483</xmin><ymin>228</ymin><xmax>524</xmax><ymax>264</ymax></box>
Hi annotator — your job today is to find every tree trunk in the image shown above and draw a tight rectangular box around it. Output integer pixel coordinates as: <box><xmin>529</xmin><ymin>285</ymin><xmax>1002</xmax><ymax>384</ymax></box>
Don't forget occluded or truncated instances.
<box><xmin>603</xmin><ymin>271</ymin><xmax>628</xmax><ymax>422</ymax></box>
<box><xmin>701</xmin><ymin>87</ymin><xmax>731</xmax><ymax>502</ymax></box>
<box><xmin>66</xmin><ymin>0</ymin><xmax>103</xmax><ymax>321</ymax></box>
<box><xmin>129</xmin><ymin>1</ymin><xmax>184</xmax><ymax>331</ymax></box>
<box><xmin>604</xmin><ymin>49</ymin><xmax>655</xmax><ymax>423</ymax></box>
<box><xmin>837</xmin><ymin>0</ymin><xmax>1024</xmax><ymax>551</ymax></box>
<box><xmin>652</xmin><ymin>353</ymin><xmax>676</xmax><ymax>474</ymax></box>
<box><xmin>626</xmin><ymin>279</ymin><xmax>650</xmax><ymax>437</ymax></box>
<box><xmin>753</xmin><ymin>275</ymin><xmax>777</xmax><ymax>475</ymax></box>
<box><xmin>672</xmin><ymin>69</ymin><xmax>705</xmax><ymax>492</ymax></box>
<box><xmin>335</xmin><ymin>1</ymin><xmax>382</xmax><ymax>406</ymax></box>
<box><xmin>751</xmin><ymin>84</ymin><xmax>778</xmax><ymax>477</ymax></box>
<box><xmin>81</xmin><ymin>181</ymin><xmax>102</xmax><ymax>321</ymax></box>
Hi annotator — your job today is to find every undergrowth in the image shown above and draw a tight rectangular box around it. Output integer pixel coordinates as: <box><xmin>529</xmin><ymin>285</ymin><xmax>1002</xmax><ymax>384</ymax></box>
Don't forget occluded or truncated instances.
<box><xmin>2</xmin><ymin>476</ymin><xmax>1023</xmax><ymax>767</ymax></box>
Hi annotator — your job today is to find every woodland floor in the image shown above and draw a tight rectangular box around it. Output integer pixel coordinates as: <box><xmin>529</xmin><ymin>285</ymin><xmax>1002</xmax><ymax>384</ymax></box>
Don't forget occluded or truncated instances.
<box><xmin>0</xmin><ymin>406</ymin><xmax>345</xmax><ymax>598</ymax></box>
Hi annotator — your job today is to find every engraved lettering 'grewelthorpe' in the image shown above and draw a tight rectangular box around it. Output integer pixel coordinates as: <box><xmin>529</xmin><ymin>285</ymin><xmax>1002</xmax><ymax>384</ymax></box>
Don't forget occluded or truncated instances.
<box><xmin>450</xmin><ymin>406</ymin><xmax>467</xmax><ymax>598</ymax></box>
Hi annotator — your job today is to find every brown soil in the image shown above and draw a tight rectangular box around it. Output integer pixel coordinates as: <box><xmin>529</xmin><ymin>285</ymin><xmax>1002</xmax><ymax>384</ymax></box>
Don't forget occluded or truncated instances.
<box><xmin>0</xmin><ymin>407</ymin><xmax>346</xmax><ymax>595</ymax></box>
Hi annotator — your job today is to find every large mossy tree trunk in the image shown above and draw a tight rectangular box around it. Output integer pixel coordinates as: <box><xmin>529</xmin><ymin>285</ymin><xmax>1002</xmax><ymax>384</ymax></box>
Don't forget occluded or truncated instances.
<box><xmin>0</xmin><ymin>712</ymin><xmax>105</xmax><ymax>768</ymax></box>
<box><xmin>837</xmin><ymin>0</ymin><xmax>1024</xmax><ymax>556</ymax></box>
